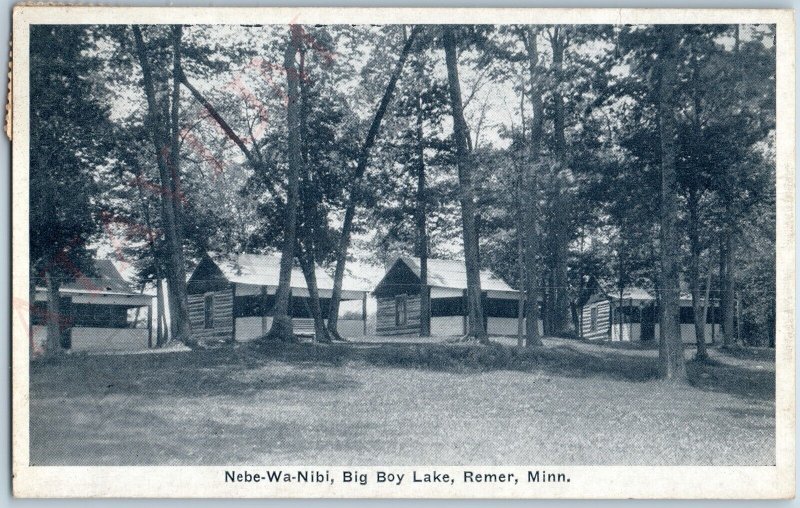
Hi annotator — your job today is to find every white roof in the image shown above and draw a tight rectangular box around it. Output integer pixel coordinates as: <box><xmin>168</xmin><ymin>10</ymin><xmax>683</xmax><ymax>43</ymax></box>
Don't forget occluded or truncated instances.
<box><xmin>211</xmin><ymin>252</ymin><xmax>367</xmax><ymax>293</ymax></box>
<box><xmin>608</xmin><ymin>287</ymin><xmax>655</xmax><ymax>302</ymax></box>
<box><xmin>394</xmin><ymin>256</ymin><xmax>518</xmax><ymax>293</ymax></box>
<box><xmin>606</xmin><ymin>287</ymin><xmax>705</xmax><ymax>306</ymax></box>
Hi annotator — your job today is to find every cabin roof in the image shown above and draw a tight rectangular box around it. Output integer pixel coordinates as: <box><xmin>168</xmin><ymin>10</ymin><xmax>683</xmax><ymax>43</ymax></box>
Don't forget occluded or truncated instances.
<box><xmin>385</xmin><ymin>256</ymin><xmax>518</xmax><ymax>293</ymax></box>
<box><xmin>36</xmin><ymin>259</ymin><xmax>137</xmax><ymax>296</ymax></box>
<box><xmin>33</xmin><ymin>259</ymin><xmax>152</xmax><ymax>306</ymax></box>
<box><xmin>589</xmin><ymin>286</ymin><xmax>705</xmax><ymax>306</ymax></box>
<box><xmin>208</xmin><ymin>252</ymin><xmax>368</xmax><ymax>292</ymax></box>
<box><xmin>607</xmin><ymin>286</ymin><xmax>655</xmax><ymax>302</ymax></box>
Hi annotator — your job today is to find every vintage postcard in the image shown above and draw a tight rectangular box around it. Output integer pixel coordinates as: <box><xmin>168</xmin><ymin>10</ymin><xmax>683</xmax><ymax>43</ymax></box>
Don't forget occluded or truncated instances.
<box><xmin>10</xmin><ymin>6</ymin><xmax>795</xmax><ymax>499</ymax></box>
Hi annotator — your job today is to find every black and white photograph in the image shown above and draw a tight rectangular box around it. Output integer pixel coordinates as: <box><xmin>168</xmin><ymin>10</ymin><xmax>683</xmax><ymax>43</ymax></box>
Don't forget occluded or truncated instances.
<box><xmin>10</xmin><ymin>6</ymin><xmax>795</xmax><ymax>499</ymax></box>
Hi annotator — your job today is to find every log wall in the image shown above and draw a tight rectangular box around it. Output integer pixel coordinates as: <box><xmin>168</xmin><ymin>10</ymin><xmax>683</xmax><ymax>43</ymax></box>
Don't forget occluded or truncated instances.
<box><xmin>188</xmin><ymin>288</ymin><xmax>234</xmax><ymax>343</ymax></box>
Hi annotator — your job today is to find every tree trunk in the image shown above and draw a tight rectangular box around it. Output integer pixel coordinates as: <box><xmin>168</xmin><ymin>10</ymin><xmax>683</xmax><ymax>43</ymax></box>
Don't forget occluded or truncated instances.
<box><xmin>297</xmin><ymin>245</ymin><xmax>331</xmax><ymax>343</ymax></box>
<box><xmin>262</xmin><ymin>25</ymin><xmax>303</xmax><ymax>343</ymax></box>
<box><xmin>688</xmin><ymin>186</ymin><xmax>708</xmax><ymax>361</ymax></box>
<box><xmin>656</xmin><ymin>25</ymin><xmax>686</xmax><ymax>381</ymax></box>
<box><xmin>688</xmin><ymin>52</ymin><xmax>708</xmax><ymax>361</ymax></box>
<box><xmin>155</xmin><ymin>278</ymin><xmax>167</xmax><ymax>346</ymax></box>
<box><xmin>132</xmin><ymin>25</ymin><xmax>193</xmax><ymax>347</ymax></box>
<box><xmin>44</xmin><ymin>270</ymin><xmax>63</xmax><ymax>355</ymax></box>
<box><xmin>327</xmin><ymin>27</ymin><xmax>420</xmax><ymax>339</ymax></box>
<box><xmin>516</xmin><ymin>177</ymin><xmax>526</xmax><ymax>347</ymax></box>
<box><xmin>169</xmin><ymin>25</ymin><xmax>185</xmax><ymax>246</ymax></box>
<box><xmin>443</xmin><ymin>26</ymin><xmax>488</xmax><ymax>343</ymax></box>
<box><xmin>415</xmin><ymin>93</ymin><xmax>431</xmax><ymax>337</ymax></box>
<box><xmin>720</xmin><ymin>233</ymin><xmax>737</xmax><ymax>347</ymax></box>
<box><xmin>130</xmin><ymin>157</ymin><xmax>169</xmax><ymax>347</ymax></box>
<box><xmin>549</xmin><ymin>27</ymin><xmax>571</xmax><ymax>336</ymax></box>
<box><xmin>296</xmin><ymin>47</ymin><xmax>332</xmax><ymax>344</ymax></box>
<box><xmin>619</xmin><ymin>286</ymin><xmax>624</xmax><ymax>342</ymax></box>
<box><xmin>515</xmin><ymin>79</ymin><xmax>527</xmax><ymax>347</ymax></box>
<box><xmin>522</xmin><ymin>26</ymin><xmax>544</xmax><ymax>347</ymax></box>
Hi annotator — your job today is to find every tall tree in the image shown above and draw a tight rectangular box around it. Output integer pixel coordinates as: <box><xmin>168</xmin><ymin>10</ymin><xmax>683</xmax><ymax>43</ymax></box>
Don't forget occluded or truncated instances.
<box><xmin>262</xmin><ymin>25</ymin><xmax>304</xmax><ymax>342</ymax></box>
<box><xmin>409</xmin><ymin>31</ymin><xmax>432</xmax><ymax>337</ymax></box>
<box><xmin>132</xmin><ymin>25</ymin><xmax>194</xmax><ymax>347</ymax></box>
<box><xmin>297</xmin><ymin>43</ymin><xmax>333</xmax><ymax>343</ymax></box>
<box><xmin>544</xmin><ymin>26</ymin><xmax>573</xmax><ymax>336</ymax></box>
<box><xmin>683</xmin><ymin>35</ymin><xmax>713</xmax><ymax>360</ymax></box>
<box><xmin>30</xmin><ymin>26</ymin><xmax>109</xmax><ymax>353</ymax></box>
<box><xmin>414</xmin><ymin>89</ymin><xmax>431</xmax><ymax>337</ymax></box>
<box><xmin>443</xmin><ymin>25</ymin><xmax>488</xmax><ymax>343</ymax></box>
<box><xmin>655</xmin><ymin>25</ymin><xmax>685</xmax><ymax>381</ymax></box>
<box><xmin>520</xmin><ymin>26</ymin><xmax>544</xmax><ymax>347</ymax></box>
<box><xmin>326</xmin><ymin>26</ymin><xmax>420</xmax><ymax>340</ymax></box>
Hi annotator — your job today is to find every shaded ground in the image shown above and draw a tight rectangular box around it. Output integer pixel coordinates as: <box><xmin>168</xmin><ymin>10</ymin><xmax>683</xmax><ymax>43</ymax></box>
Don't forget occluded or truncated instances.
<box><xmin>29</xmin><ymin>336</ymin><xmax>775</xmax><ymax>466</ymax></box>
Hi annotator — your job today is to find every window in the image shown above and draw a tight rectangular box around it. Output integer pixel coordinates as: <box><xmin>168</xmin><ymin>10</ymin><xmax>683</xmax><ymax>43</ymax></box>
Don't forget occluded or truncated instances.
<box><xmin>679</xmin><ymin>306</ymin><xmax>694</xmax><ymax>324</ymax></box>
<box><xmin>483</xmin><ymin>298</ymin><xmax>519</xmax><ymax>318</ymax></box>
<box><xmin>590</xmin><ymin>306</ymin><xmax>598</xmax><ymax>331</ymax></box>
<box><xmin>395</xmin><ymin>295</ymin><xmax>407</xmax><ymax>326</ymax></box>
<box><xmin>204</xmin><ymin>294</ymin><xmax>214</xmax><ymax>329</ymax></box>
<box><xmin>430</xmin><ymin>296</ymin><xmax>465</xmax><ymax>317</ymax></box>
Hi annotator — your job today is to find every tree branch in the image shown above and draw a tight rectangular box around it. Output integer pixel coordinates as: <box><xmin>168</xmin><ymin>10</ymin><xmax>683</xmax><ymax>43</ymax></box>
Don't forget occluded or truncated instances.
<box><xmin>176</xmin><ymin>68</ymin><xmax>258</xmax><ymax>167</ymax></box>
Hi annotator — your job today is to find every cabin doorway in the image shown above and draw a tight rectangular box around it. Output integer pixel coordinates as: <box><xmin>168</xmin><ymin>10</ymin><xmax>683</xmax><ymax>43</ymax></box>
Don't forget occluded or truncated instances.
<box><xmin>640</xmin><ymin>303</ymin><xmax>656</xmax><ymax>341</ymax></box>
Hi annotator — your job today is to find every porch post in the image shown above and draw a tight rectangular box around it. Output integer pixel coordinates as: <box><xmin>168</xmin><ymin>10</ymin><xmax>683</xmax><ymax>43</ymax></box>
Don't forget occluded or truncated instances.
<box><xmin>481</xmin><ymin>291</ymin><xmax>488</xmax><ymax>334</ymax></box>
<box><xmin>147</xmin><ymin>301</ymin><xmax>153</xmax><ymax>348</ymax></box>
<box><xmin>629</xmin><ymin>297</ymin><xmax>633</xmax><ymax>341</ymax></box>
<box><xmin>735</xmin><ymin>291</ymin><xmax>741</xmax><ymax>345</ymax></box>
<box><xmin>463</xmin><ymin>289</ymin><xmax>468</xmax><ymax>335</ymax></box>
<box><xmin>230</xmin><ymin>284</ymin><xmax>237</xmax><ymax>343</ymax></box>
<box><xmin>362</xmin><ymin>292</ymin><xmax>367</xmax><ymax>336</ymax></box>
<box><xmin>261</xmin><ymin>286</ymin><xmax>269</xmax><ymax>335</ymax></box>
<box><xmin>712</xmin><ymin>298</ymin><xmax>716</xmax><ymax>343</ymax></box>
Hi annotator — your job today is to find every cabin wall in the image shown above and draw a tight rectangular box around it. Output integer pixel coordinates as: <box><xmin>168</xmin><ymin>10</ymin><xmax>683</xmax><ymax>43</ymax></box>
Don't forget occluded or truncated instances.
<box><xmin>679</xmin><ymin>320</ymin><xmax>720</xmax><ymax>344</ymax></box>
<box><xmin>597</xmin><ymin>298</ymin><xmax>722</xmax><ymax>343</ymax></box>
<box><xmin>188</xmin><ymin>288</ymin><xmax>234</xmax><ymax>343</ymax></box>
<box><xmin>70</xmin><ymin>328</ymin><xmax>149</xmax><ymax>352</ymax></box>
<box><xmin>652</xmin><ymin>324</ymin><xmax>717</xmax><ymax>344</ymax></box>
<box><xmin>611</xmin><ymin>323</ymin><xmax>639</xmax><ymax>342</ymax></box>
<box><xmin>430</xmin><ymin>316</ymin><xmax>463</xmax><ymax>336</ymax></box>
<box><xmin>234</xmin><ymin>304</ymin><xmax>366</xmax><ymax>341</ymax></box>
<box><xmin>235</xmin><ymin>316</ymin><xmax>270</xmax><ymax>341</ymax></box>
<box><xmin>378</xmin><ymin>292</ymin><xmax>537</xmax><ymax>337</ymax></box>
<box><xmin>603</xmin><ymin>321</ymin><xmax>718</xmax><ymax>343</ymax></box>
<box><xmin>487</xmin><ymin>317</ymin><xmax>517</xmax><ymax>336</ymax></box>
<box><xmin>338</xmin><ymin>319</ymin><xmax>366</xmax><ymax>338</ymax></box>
<box><xmin>32</xmin><ymin>325</ymin><xmax>149</xmax><ymax>353</ymax></box>
<box><xmin>376</xmin><ymin>295</ymin><xmax>421</xmax><ymax>335</ymax></box>
<box><xmin>581</xmin><ymin>301</ymin><xmax>611</xmax><ymax>340</ymax></box>
<box><xmin>482</xmin><ymin>317</ymin><xmax>545</xmax><ymax>336</ymax></box>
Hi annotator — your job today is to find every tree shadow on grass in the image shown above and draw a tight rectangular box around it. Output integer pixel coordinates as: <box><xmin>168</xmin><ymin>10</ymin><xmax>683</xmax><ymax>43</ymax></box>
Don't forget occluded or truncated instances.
<box><xmin>30</xmin><ymin>347</ymin><xmax>361</xmax><ymax>399</ymax></box>
<box><xmin>276</xmin><ymin>341</ymin><xmax>775</xmax><ymax>402</ymax></box>
<box><xmin>715</xmin><ymin>347</ymin><xmax>776</xmax><ymax>362</ymax></box>
<box><xmin>31</xmin><ymin>340</ymin><xmax>774</xmax><ymax>402</ymax></box>
<box><xmin>30</xmin><ymin>401</ymin><xmax>379</xmax><ymax>466</ymax></box>
<box><xmin>686</xmin><ymin>358</ymin><xmax>775</xmax><ymax>402</ymax></box>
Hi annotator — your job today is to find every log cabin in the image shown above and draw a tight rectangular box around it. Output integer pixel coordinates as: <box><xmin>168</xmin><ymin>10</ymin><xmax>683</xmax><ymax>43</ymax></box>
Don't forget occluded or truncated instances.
<box><xmin>186</xmin><ymin>252</ymin><xmax>369</xmax><ymax>342</ymax></box>
<box><xmin>373</xmin><ymin>256</ymin><xmax>543</xmax><ymax>337</ymax></box>
<box><xmin>579</xmin><ymin>286</ymin><xmax>722</xmax><ymax>343</ymax></box>
<box><xmin>30</xmin><ymin>259</ymin><xmax>153</xmax><ymax>353</ymax></box>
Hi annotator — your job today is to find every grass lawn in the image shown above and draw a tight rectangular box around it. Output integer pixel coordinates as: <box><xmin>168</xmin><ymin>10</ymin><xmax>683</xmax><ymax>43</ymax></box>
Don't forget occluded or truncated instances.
<box><xmin>29</xmin><ymin>337</ymin><xmax>775</xmax><ymax>466</ymax></box>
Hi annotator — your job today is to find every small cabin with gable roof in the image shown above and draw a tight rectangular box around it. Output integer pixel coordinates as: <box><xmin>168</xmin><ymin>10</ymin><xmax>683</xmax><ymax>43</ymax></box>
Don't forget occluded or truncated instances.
<box><xmin>31</xmin><ymin>259</ymin><xmax>153</xmax><ymax>353</ymax></box>
<box><xmin>580</xmin><ymin>286</ymin><xmax>722</xmax><ymax>343</ymax></box>
<box><xmin>186</xmin><ymin>252</ymin><xmax>369</xmax><ymax>342</ymax></box>
<box><xmin>372</xmin><ymin>256</ymin><xmax>543</xmax><ymax>337</ymax></box>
